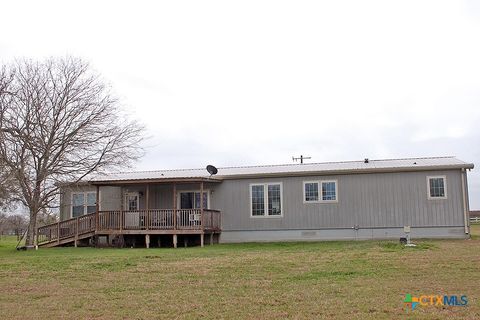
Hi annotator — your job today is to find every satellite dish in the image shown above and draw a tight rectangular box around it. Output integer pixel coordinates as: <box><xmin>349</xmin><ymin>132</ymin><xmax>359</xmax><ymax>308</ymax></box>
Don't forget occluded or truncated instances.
<box><xmin>206</xmin><ymin>165</ymin><xmax>218</xmax><ymax>176</ymax></box>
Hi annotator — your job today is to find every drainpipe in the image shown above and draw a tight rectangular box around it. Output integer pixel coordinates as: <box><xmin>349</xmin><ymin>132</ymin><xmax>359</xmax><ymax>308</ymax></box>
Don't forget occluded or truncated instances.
<box><xmin>461</xmin><ymin>169</ymin><xmax>469</xmax><ymax>234</ymax></box>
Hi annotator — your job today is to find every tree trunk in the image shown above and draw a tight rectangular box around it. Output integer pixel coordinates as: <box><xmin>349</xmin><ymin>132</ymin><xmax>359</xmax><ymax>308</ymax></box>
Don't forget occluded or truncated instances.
<box><xmin>25</xmin><ymin>210</ymin><xmax>37</xmax><ymax>246</ymax></box>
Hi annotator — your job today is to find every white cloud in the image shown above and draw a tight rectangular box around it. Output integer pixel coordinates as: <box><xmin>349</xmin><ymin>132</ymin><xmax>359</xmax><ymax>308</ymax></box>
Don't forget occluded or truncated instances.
<box><xmin>1</xmin><ymin>0</ymin><xmax>479</xmax><ymax>207</ymax></box>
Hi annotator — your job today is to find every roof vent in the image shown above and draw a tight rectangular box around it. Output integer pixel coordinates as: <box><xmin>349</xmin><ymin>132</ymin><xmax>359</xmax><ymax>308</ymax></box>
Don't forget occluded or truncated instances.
<box><xmin>364</xmin><ymin>158</ymin><xmax>369</xmax><ymax>164</ymax></box>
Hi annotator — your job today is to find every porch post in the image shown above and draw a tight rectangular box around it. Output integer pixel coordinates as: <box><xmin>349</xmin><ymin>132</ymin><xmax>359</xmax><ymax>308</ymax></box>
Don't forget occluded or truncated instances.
<box><xmin>173</xmin><ymin>183</ymin><xmax>177</xmax><ymax>230</ymax></box>
<box><xmin>146</xmin><ymin>184</ymin><xmax>150</xmax><ymax>230</ymax></box>
<box><xmin>173</xmin><ymin>183</ymin><xmax>177</xmax><ymax>248</ymax></box>
<box><xmin>120</xmin><ymin>186</ymin><xmax>124</xmax><ymax>231</ymax></box>
<box><xmin>145</xmin><ymin>234</ymin><xmax>150</xmax><ymax>249</ymax></box>
<box><xmin>200</xmin><ymin>181</ymin><xmax>204</xmax><ymax>229</ymax></box>
<box><xmin>95</xmin><ymin>185</ymin><xmax>100</xmax><ymax>232</ymax></box>
<box><xmin>200</xmin><ymin>233</ymin><xmax>204</xmax><ymax>247</ymax></box>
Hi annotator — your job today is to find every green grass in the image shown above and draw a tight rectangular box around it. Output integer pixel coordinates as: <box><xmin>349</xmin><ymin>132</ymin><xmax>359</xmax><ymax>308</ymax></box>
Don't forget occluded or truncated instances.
<box><xmin>0</xmin><ymin>229</ymin><xmax>479</xmax><ymax>320</ymax></box>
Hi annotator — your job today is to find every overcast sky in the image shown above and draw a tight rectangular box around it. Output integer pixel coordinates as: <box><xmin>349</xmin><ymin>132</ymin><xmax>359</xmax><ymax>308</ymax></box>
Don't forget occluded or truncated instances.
<box><xmin>1</xmin><ymin>0</ymin><xmax>479</xmax><ymax>207</ymax></box>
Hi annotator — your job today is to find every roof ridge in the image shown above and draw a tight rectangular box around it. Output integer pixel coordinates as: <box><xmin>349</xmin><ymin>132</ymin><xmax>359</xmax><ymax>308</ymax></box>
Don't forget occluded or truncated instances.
<box><xmin>102</xmin><ymin>156</ymin><xmax>458</xmax><ymax>175</ymax></box>
<box><xmin>216</xmin><ymin>156</ymin><xmax>457</xmax><ymax>170</ymax></box>
<box><xmin>368</xmin><ymin>155</ymin><xmax>456</xmax><ymax>162</ymax></box>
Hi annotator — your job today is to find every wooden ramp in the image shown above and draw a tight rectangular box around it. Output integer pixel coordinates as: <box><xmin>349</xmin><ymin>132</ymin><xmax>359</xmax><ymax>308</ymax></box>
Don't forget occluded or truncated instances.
<box><xmin>37</xmin><ymin>213</ymin><xmax>96</xmax><ymax>248</ymax></box>
<box><xmin>39</xmin><ymin>231</ymin><xmax>96</xmax><ymax>248</ymax></box>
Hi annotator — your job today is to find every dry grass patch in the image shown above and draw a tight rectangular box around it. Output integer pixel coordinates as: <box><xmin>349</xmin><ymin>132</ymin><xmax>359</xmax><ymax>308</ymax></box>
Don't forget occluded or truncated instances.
<box><xmin>0</xmin><ymin>230</ymin><xmax>479</xmax><ymax>319</ymax></box>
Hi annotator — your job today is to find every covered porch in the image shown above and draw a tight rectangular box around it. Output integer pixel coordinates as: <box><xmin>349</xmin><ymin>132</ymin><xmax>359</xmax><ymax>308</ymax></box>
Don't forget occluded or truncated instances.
<box><xmin>37</xmin><ymin>177</ymin><xmax>222</xmax><ymax>248</ymax></box>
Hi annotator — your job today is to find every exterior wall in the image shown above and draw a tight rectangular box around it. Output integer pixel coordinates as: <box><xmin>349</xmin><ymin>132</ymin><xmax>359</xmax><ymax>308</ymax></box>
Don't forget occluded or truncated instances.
<box><xmin>59</xmin><ymin>169</ymin><xmax>469</xmax><ymax>241</ymax></box>
<box><xmin>60</xmin><ymin>185</ymin><xmax>95</xmax><ymax>221</ymax></box>
<box><xmin>60</xmin><ymin>185</ymin><xmax>121</xmax><ymax>220</ymax></box>
<box><xmin>212</xmin><ymin>169</ymin><xmax>468</xmax><ymax>241</ymax></box>
<box><xmin>60</xmin><ymin>182</ymin><xmax>218</xmax><ymax>220</ymax></box>
<box><xmin>122</xmin><ymin>183</ymin><xmax>217</xmax><ymax>209</ymax></box>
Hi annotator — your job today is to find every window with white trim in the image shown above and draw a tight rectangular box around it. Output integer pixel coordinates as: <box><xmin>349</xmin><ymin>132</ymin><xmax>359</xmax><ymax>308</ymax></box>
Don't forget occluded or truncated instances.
<box><xmin>321</xmin><ymin>181</ymin><xmax>337</xmax><ymax>201</ymax></box>
<box><xmin>427</xmin><ymin>176</ymin><xmax>447</xmax><ymax>199</ymax></box>
<box><xmin>250</xmin><ymin>183</ymin><xmax>282</xmax><ymax>217</ymax></box>
<box><xmin>303</xmin><ymin>180</ymin><xmax>338</xmax><ymax>203</ymax></box>
<box><xmin>72</xmin><ymin>192</ymin><xmax>96</xmax><ymax>217</ymax></box>
<box><xmin>304</xmin><ymin>182</ymin><xmax>319</xmax><ymax>202</ymax></box>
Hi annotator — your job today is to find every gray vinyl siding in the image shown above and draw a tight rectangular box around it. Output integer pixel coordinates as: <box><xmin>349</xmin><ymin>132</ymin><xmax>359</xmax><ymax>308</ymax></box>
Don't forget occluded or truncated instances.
<box><xmin>58</xmin><ymin>170</ymin><xmax>467</xmax><ymax>240</ymax></box>
<box><xmin>214</xmin><ymin>169</ymin><xmax>466</xmax><ymax>231</ymax></box>
<box><xmin>60</xmin><ymin>186</ymin><xmax>121</xmax><ymax>220</ymax></box>
<box><xmin>59</xmin><ymin>185</ymin><xmax>96</xmax><ymax>221</ymax></box>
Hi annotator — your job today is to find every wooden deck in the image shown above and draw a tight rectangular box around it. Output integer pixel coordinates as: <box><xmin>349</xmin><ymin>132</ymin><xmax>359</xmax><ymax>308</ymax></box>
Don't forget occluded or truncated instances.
<box><xmin>37</xmin><ymin>209</ymin><xmax>221</xmax><ymax>248</ymax></box>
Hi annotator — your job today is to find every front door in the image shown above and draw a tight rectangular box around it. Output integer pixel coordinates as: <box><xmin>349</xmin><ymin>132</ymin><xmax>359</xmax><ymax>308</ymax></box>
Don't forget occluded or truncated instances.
<box><xmin>124</xmin><ymin>192</ymin><xmax>140</xmax><ymax>228</ymax></box>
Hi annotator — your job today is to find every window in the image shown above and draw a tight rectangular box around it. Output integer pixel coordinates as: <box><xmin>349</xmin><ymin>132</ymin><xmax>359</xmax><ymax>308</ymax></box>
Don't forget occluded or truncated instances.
<box><xmin>321</xmin><ymin>181</ymin><xmax>337</xmax><ymax>201</ymax></box>
<box><xmin>304</xmin><ymin>182</ymin><xmax>319</xmax><ymax>202</ymax></box>
<box><xmin>250</xmin><ymin>183</ymin><xmax>282</xmax><ymax>217</ymax></box>
<box><xmin>72</xmin><ymin>192</ymin><xmax>97</xmax><ymax>217</ymax></box>
<box><xmin>86</xmin><ymin>193</ymin><xmax>96</xmax><ymax>213</ymax></box>
<box><xmin>303</xmin><ymin>180</ymin><xmax>338</xmax><ymax>203</ymax></box>
<box><xmin>251</xmin><ymin>185</ymin><xmax>265</xmax><ymax>216</ymax></box>
<box><xmin>179</xmin><ymin>191</ymin><xmax>208</xmax><ymax>209</ymax></box>
<box><xmin>427</xmin><ymin>176</ymin><xmax>447</xmax><ymax>199</ymax></box>
<box><xmin>125</xmin><ymin>192</ymin><xmax>139</xmax><ymax>211</ymax></box>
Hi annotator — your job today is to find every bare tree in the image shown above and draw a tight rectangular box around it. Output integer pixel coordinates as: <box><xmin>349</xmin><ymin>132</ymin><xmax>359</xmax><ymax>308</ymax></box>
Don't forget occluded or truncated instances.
<box><xmin>0</xmin><ymin>67</ymin><xmax>18</xmax><ymax>209</ymax></box>
<box><xmin>0</xmin><ymin>212</ymin><xmax>8</xmax><ymax>235</ymax></box>
<box><xmin>0</xmin><ymin>165</ymin><xmax>17</xmax><ymax>209</ymax></box>
<box><xmin>0</xmin><ymin>57</ymin><xmax>145</xmax><ymax>246</ymax></box>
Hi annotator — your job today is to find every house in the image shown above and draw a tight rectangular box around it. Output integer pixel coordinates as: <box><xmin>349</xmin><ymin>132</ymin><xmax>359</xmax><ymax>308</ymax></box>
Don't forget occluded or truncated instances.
<box><xmin>37</xmin><ymin>156</ymin><xmax>474</xmax><ymax>248</ymax></box>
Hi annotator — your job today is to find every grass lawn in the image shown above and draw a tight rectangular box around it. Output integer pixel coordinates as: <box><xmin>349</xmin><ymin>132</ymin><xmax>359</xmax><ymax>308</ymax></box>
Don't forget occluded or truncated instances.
<box><xmin>1</xmin><ymin>227</ymin><xmax>479</xmax><ymax>319</ymax></box>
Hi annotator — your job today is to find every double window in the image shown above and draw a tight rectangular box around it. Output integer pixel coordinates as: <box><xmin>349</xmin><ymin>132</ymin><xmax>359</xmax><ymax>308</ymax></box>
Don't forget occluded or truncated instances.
<box><xmin>250</xmin><ymin>183</ymin><xmax>282</xmax><ymax>217</ymax></box>
<box><xmin>303</xmin><ymin>180</ymin><xmax>338</xmax><ymax>203</ymax></box>
<box><xmin>72</xmin><ymin>192</ymin><xmax>96</xmax><ymax>217</ymax></box>
<box><xmin>427</xmin><ymin>176</ymin><xmax>447</xmax><ymax>199</ymax></box>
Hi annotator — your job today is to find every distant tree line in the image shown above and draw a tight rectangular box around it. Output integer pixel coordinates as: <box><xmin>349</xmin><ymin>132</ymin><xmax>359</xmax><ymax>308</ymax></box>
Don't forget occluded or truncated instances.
<box><xmin>0</xmin><ymin>213</ymin><xmax>28</xmax><ymax>237</ymax></box>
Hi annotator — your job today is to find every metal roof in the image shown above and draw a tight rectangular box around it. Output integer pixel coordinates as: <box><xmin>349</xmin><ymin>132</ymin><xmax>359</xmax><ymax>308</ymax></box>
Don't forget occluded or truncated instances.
<box><xmin>89</xmin><ymin>156</ymin><xmax>474</xmax><ymax>184</ymax></box>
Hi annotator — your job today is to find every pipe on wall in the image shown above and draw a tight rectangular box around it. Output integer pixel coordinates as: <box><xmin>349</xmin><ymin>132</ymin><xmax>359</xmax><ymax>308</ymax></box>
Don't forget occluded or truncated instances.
<box><xmin>461</xmin><ymin>169</ymin><xmax>469</xmax><ymax>234</ymax></box>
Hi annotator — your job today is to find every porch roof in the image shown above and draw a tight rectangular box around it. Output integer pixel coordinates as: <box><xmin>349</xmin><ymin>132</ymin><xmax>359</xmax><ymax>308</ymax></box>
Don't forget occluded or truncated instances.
<box><xmin>89</xmin><ymin>156</ymin><xmax>474</xmax><ymax>184</ymax></box>
<box><xmin>90</xmin><ymin>176</ymin><xmax>222</xmax><ymax>185</ymax></box>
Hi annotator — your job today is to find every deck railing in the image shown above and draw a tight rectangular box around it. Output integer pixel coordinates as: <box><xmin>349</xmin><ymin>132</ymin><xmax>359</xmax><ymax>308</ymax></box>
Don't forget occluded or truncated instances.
<box><xmin>96</xmin><ymin>209</ymin><xmax>221</xmax><ymax>231</ymax></box>
<box><xmin>37</xmin><ymin>212</ymin><xmax>96</xmax><ymax>245</ymax></box>
<box><xmin>37</xmin><ymin>209</ymin><xmax>221</xmax><ymax>245</ymax></box>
